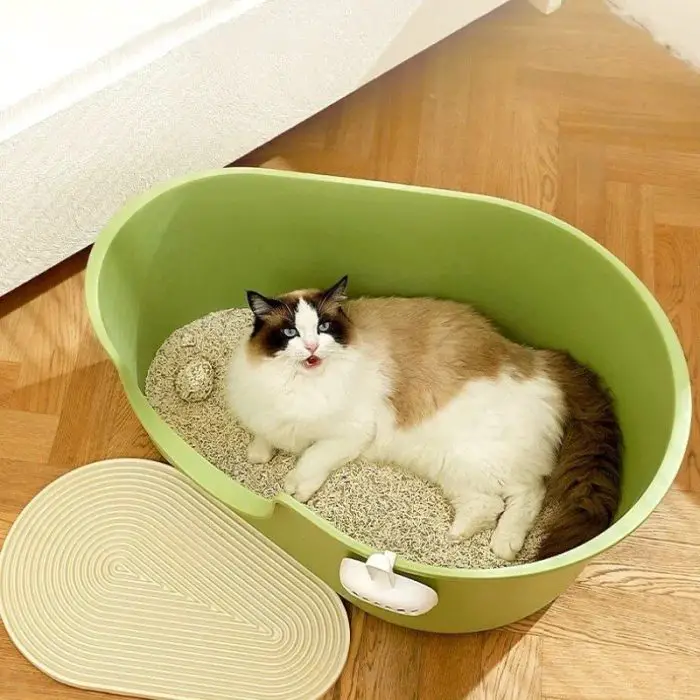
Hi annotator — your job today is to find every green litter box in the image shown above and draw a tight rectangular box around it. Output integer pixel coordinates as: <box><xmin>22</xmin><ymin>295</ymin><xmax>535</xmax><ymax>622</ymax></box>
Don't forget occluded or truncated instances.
<box><xmin>85</xmin><ymin>169</ymin><xmax>691</xmax><ymax>633</ymax></box>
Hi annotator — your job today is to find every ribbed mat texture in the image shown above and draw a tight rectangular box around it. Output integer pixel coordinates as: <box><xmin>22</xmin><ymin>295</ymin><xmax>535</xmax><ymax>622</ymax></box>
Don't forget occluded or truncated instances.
<box><xmin>0</xmin><ymin>459</ymin><xmax>349</xmax><ymax>700</ymax></box>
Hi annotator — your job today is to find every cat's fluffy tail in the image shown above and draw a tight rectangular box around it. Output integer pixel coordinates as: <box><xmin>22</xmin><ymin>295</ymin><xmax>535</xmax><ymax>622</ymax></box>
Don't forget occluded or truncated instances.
<box><xmin>538</xmin><ymin>351</ymin><xmax>622</xmax><ymax>560</ymax></box>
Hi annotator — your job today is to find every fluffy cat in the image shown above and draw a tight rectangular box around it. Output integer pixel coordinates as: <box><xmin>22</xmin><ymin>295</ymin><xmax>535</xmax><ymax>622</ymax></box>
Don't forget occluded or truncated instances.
<box><xmin>226</xmin><ymin>276</ymin><xmax>621</xmax><ymax>561</ymax></box>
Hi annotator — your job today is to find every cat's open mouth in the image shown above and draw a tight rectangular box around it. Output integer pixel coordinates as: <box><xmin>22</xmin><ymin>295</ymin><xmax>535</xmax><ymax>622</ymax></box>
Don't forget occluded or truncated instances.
<box><xmin>304</xmin><ymin>356</ymin><xmax>322</xmax><ymax>369</ymax></box>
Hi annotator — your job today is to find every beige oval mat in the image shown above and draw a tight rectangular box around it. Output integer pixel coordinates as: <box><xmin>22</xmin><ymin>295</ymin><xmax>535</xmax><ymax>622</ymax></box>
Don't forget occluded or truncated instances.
<box><xmin>0</xmin><ymin>459</ymin><xmax>349</xmax><ymax>700</ymax></box>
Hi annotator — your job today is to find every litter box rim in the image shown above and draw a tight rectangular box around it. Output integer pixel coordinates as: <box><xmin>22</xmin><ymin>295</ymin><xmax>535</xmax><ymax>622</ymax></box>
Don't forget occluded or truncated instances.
<box><xmin>85</xmin><ymin>168</ymin><xmax>692</xmax><ymax>580</ymax></box>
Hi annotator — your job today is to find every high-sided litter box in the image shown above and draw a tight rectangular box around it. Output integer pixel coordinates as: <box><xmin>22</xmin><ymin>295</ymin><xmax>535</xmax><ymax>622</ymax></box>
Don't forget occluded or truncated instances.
<box><xmin>85</xmin><ymin>169</ymin><xmax>691</xmax><ymax>633</ymax></box>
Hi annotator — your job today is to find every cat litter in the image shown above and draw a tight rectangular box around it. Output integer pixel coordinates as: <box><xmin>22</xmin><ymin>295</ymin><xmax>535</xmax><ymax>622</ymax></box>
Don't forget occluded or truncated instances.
<box><xmin>145</xmin><ymin>309</ymin><xmax>555</xmax><ymax>569</ymax></box>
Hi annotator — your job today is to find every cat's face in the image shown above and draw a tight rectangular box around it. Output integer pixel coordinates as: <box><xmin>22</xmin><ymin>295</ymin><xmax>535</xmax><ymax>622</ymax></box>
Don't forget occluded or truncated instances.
<box><xmin>245</xmin><ymin>276</ymin><xmax>352</xmax><ymax>370</ymax></box>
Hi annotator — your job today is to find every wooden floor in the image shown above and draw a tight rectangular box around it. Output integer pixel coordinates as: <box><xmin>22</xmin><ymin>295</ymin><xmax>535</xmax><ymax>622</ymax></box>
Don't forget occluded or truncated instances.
<box><xmin>2</xmin><ymin>0</ymin><xmax>700</xmax><ymax>697</ymax></box>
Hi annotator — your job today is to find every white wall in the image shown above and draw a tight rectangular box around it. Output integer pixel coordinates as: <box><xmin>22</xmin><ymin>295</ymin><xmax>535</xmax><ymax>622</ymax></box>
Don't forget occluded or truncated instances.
<box><xmin>0</xmin><ymin>0</ymin><xmax>510</xmax><ymax>296</ymax></box>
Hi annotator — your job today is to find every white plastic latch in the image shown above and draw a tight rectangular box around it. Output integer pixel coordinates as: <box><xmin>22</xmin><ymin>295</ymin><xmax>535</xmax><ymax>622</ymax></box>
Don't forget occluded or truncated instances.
<box><xmin>339</xmin><ymin>551</ymin><xmax>438</xmax><ymax>616</ymax></box>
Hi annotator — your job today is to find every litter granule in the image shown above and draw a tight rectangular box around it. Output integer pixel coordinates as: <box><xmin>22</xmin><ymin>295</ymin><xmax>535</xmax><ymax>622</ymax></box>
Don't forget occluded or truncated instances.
<box><xmin>145</xmin><ymin>308</ymin><xmax>554</xmax><ymax>569</ymax></box>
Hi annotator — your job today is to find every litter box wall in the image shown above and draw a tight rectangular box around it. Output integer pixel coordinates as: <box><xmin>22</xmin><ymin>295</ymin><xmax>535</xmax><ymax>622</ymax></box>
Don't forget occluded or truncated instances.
<box><xmin>86</xmin><ymin>169</ymin><xmax>691</xmax><ymax>634</ymax></box>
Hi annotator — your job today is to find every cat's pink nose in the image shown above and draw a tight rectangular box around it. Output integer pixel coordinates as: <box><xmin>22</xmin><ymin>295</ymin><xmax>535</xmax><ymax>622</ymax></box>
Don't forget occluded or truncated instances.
<box><xmin>304</xmin><ymin>341</ymin><xmax>319</xmax><ymax>354</ymax></box>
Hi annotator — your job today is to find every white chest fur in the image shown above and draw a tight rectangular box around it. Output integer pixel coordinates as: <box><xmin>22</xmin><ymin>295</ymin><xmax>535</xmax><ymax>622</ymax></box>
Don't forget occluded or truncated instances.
<box><xmin>226</xmin><ymin>344</ymin><xmax>387</xmax><ymax>453</ymax></box>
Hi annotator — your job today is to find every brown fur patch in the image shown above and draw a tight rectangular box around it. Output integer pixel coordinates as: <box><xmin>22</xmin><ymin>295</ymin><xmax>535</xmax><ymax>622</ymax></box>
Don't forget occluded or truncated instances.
<box><xmin>277</xmin><ymin>290</ymin><xmax>317</xmax><ymax>306</ymax></box>
<box><xmin>277</xmin><ymin>289</ymin><xmax>347</xmax><ymax>317</ymax></box>
<box><xmin>537</xmin><ymin>350</ymin><xmax>622</xmax><ymax>559</ymax></box>
<box><xmin>347</xmin><ymin>298</ymin><xmax>535</xmax><ymax>428</ymax></box>
<box><xmin>246</xmin><ymin>308</ymin><xmax>293</xmax><ymax>360</ymax></box>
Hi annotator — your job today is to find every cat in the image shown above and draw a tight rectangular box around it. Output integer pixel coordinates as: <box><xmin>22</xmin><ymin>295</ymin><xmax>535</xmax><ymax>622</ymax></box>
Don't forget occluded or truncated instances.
<box><xmin>226</xmin><ymin>276</ymin><xmax>621</xmax><ymax>561</ymax></box>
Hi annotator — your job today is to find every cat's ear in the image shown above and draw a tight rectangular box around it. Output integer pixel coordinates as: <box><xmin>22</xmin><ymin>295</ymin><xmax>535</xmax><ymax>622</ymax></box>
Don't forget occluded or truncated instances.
<box><xmin>322</xmin><ymin>276</ymin><xmax>349</xmax><ymax>307</ymax></box>
<box><xmin>246</xmin><ymin>291</ymin><xmax>282</xmax><ymax>319</ymax></box>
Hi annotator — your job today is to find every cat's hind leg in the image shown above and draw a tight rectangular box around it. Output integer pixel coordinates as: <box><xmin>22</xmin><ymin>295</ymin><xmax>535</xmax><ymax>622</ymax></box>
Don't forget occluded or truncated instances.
<box><xmin>448</xmin><ymin>492</ymin><xmax>505</xmax><ymax>541</ymax></box>
<box><xmin>490</xmin><ymin>481</ymin><xmax>546</xmax><ymax>561</ymax></box>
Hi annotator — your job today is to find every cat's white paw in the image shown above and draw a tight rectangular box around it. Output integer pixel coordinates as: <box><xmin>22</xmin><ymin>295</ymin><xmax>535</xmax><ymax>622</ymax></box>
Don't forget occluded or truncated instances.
<box><xmin>447</xmin><ymin>520</ymin><xmax>491</xmax><ymax>542</ymax></box>
<box><xmin>489</xmin><ymin>529</ymin><xmax>525</xmax><ymax>562</ymax></box>
<box><xmin>283</xmin><ymin>469</ymin><xmax>324</xmax><ymax>503</ymax></box>
<box><xmin>247</xmin><ymin>437</ymin><xmax>274</xmax><ymax>464</ymax></box>
<box><xmin>447</xmin><ymin>522</ymin><xmax>471</xmax><ymax>541</ymax></box>
<box><xmin>448</xmin><ymin>498</ymin><xmax>503</xmax><ymax>541</ymax></box>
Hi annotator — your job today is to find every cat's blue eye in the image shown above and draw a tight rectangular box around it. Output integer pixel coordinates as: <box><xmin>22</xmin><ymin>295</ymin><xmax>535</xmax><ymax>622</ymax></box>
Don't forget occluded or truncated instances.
<box><xmin>318</xmin><ymin>321</ymin><xmax>331</xmax><ymax>333</ymax></box>
<box><xmin>283</xmin><ymin>328</ymin><xmax>297</xmax><ymax>338</ymax></box>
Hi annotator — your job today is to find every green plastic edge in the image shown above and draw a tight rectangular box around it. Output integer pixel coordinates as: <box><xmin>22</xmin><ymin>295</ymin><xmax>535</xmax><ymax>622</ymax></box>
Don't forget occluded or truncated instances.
<box><xmin>84</xmin><ymin>168</ymin><xmax>693</xmax><ymax>581</ymax></box>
